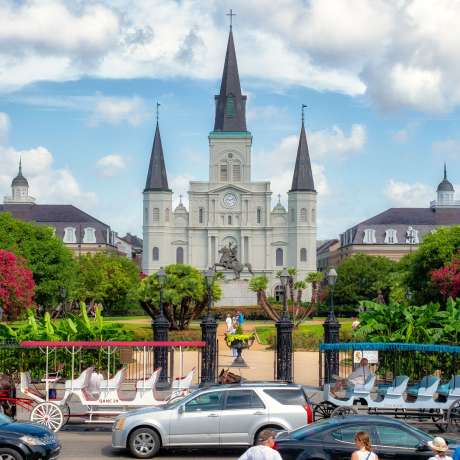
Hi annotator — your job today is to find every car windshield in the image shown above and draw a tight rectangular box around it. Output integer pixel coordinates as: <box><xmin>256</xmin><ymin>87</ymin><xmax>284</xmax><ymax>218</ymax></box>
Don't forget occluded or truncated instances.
<box><xmin>406</xmin><ymin>424</ymin><xmax>434</xmax><ymax>442</ymax></box>
<box><xmin>0</xmin><ymin>414</ymin><xmax>11</xmax><ymax>425</ymax></box>
<box><xmin>164</xmin><ymin>391</ymin><xmax>198</xmax><ymax>409</ymax></box>
<box><xmin>290</xmin><ymin>418</ymin><xmax>332</xmax><ymax>439</ymax></box>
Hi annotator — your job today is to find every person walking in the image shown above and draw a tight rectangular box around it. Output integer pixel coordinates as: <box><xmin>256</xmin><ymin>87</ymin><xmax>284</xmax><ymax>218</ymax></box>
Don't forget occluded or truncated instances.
<box><xmin>225</xmin><ymin>313</ymin><xmax>233</xmax><ymax>332</ymax></box>
<box><xmin>351</xmin><ymin>431</ymin><xmax>378</xmax><ymax>460</ymax></box>
<box><xmin>428</xmin><ymin>437</ymin><xmax>453</xmax><ymax>460</ymax></box>
<box><xmin>238</xmin><ymin>429</ymin><xmax>282</xmax><ymax>460</ymax></box>
<box><xmin>239</xmin><ymin>310</ymin><xmax>245</xmax><ymax>327</ymax></box>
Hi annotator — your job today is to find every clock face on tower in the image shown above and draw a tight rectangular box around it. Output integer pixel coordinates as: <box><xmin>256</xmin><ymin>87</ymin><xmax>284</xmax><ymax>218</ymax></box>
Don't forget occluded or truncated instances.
<box><xmin>223</xmin><ymin>192</ymin><xmax>238</xmax><ymax>208</ymax></box>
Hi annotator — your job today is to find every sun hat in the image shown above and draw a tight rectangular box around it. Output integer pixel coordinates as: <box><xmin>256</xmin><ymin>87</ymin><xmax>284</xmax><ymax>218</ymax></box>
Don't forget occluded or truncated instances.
<box><xmin>428</xmin><ymin>437</ymin><xmax>448</xmax><ymax>452</ymax></box>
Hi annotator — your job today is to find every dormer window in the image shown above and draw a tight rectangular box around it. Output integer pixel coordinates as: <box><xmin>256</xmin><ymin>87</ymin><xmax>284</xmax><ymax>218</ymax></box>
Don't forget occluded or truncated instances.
<box><xmin>406</xmin><ymin>227</ymin><xmax>419</xmax><ymax>244</ymax></box>
<box><xmin>63</xmin><ymin>227</ymin><xmax>77</xmax><ymax>244</ymax></box>
<box><xmin>384</xmin><ymin>229</ymin><xmax>398</xmax><ymax>244</ymax></box>
<box><xmin>363</xmin><ymin>228</ymin><xmax>376</xmax><ymax>244</ymax></box>
<box><xmin>83</xmin><ymin>227</ymin><xmax>96</xmax><ymax>244</ymax></box>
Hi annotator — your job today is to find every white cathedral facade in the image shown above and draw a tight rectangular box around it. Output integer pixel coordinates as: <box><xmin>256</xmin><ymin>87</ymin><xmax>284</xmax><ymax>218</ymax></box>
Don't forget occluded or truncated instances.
<box><xmin>142</xmin><ymin>26</ymin><xmax>317</xmax><ymax>301</ymax></box>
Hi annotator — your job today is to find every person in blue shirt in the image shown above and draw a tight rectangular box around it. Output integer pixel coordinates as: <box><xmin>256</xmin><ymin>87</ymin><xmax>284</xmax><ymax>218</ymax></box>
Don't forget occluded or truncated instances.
<box><xmin>238</xmin><ymin>311</ymin><xmax>245</xmax><ymax>326</ymax></box>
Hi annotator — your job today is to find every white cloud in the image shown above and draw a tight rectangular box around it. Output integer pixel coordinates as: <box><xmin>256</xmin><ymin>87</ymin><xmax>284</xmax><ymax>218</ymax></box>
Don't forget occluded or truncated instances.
<box><xmin>171</xmin><ymin>174</ymin><xmax>195</xmax><ymax>208</ymax></box>
<box><xmin>384</xmin><ymin>179</ymin><xmax>434</xmax><ymax>207</ymax></box>
<box><xmin>1</xmin><ymin>1</ymin><xmax>460</xmax><ymax>112</ymax></box>
<box><xmin>89</xmin><ymin>95</ymin><xmax>147</xmax><ymax>126</ymax></box>
<box><xmin>392</xmin><ymin>129</ymin><xmax>409</xmax><ymax>143</ymax></box>
<box><xmin>96</xmin><ymin>154</ymin><xmax>127</xmax><ymax>176</ymax></box>
<box><xmin>0</xmin><ymin>113</ymin><xmax>10</xmax><ymax>145</ymax></box>
<box><xmin>309</xmin><ymin>124</ymin><xmax>366</xmax><ymax>158</ymax></box>
<box><xmin>0</xmin><ymin>115</ymin><xmax>96</xmax><ymax>208</ymax></box>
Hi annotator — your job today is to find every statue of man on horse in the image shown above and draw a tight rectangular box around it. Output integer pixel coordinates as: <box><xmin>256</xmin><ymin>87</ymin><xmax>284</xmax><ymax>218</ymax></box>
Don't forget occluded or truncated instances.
<box><xmin>213</xmin><ymin>242</ymin><xmax>254</xmax><ymax>280</ymax></box>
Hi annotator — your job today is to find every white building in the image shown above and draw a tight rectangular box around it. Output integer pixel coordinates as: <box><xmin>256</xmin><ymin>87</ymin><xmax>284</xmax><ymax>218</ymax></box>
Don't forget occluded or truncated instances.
<box><xmin>142</xmin><ymin>26</ymin><xmax>317</xmax><ymax>300</ymax></box>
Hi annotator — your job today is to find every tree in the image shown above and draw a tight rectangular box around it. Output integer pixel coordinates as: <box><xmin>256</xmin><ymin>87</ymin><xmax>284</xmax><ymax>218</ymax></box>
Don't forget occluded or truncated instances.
<box><xmin>0</xmin><ymin>213</ymin><xmax>75</xmax><ymax>308</ymax></box>
<box><xmin>306</xmin><ymin>271</ymin><xmax>324</xmax><ymax>308</ymax></box>
<box><xmin>138</xmin><ymin>264</ymin><xmax>222</xmax><ymax>330</ymax></box>
<box><xmin>431</xmin><ymin>256</ymin><xmax>460</xmax><ymax>301</ymax></box>
<box><xmin>0</xmin><ymin>249</ymin><xmax>35</xmax><ymax>321</ymax></box>
<box><xmin>74</xmin><ymin>253</ymin><xmax>141</xmax><ymax>314</ymax></box>
<box><xmin>249</xmin><ymin>276</ymin><xmax>280</xmax><ymax>321</ymax></box>
<box><xmin>333</xmin><ymin>254</ymin><xmax>396</xmax><ymax>307</ymax></box>
<box><xmin>405</xmin><ymin>226</ymin><xmax>460</xmax><ymax>304</ymax></box>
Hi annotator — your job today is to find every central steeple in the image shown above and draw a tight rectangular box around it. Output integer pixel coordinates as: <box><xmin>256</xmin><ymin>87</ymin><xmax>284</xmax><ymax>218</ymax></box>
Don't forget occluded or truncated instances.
<box><xmin>213</xmin><ymin>20</ymin><xmax>247</xmax><ymax>132</ymax></box>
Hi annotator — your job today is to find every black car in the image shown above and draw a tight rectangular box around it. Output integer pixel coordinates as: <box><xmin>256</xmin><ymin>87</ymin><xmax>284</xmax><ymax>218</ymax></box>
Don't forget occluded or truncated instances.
<box><xmin>0</xmin><ymin>413</ymin><xmax>60</xmax><ymax>460</ymax></box>
<box><xmin>275</xmin><ymin>415</ymin><xmax>458</xmax><ymax>460</ymax></box>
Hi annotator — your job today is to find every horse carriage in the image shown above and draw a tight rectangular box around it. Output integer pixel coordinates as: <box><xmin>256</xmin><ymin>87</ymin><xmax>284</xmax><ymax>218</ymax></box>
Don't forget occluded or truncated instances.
<box><xmin>0</xmin><ymin>340</ymin><xmax>202</xmax><ymax>432</ymax></box>
<box><xmin>315</xmin><ymin>342</ymin><xmax>460</xmax><ymax>431</ymax></box>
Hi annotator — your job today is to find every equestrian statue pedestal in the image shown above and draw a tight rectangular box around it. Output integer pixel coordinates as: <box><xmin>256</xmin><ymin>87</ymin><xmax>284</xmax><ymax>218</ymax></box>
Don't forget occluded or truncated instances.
<box><xmin>216</xmin><ymin>278</ymin><xmax>257</xmax><ymax>307</ymax></box>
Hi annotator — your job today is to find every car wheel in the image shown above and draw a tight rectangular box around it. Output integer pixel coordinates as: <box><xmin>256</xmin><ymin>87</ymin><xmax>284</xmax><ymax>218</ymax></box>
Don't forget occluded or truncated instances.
<box><xmin>0</xmin><ymin>448</ymin><xmax>23</xmax><ymax>460</ymax></box>
<box><xmin>129</xmin><ymin>428</ymin><xmax>161</xmax><ymax>459</ymax></box>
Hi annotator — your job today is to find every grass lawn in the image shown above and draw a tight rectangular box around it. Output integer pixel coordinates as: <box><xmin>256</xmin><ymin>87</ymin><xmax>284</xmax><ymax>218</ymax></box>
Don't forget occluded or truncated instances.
<box><xmin>255</xmin><ymin>319</ymin><xmax>353</xmax><ymax>350</ymax></box>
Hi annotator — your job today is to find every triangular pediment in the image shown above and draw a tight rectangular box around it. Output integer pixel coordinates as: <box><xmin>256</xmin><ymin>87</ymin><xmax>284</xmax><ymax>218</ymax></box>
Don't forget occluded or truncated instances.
<box><xmin>271</xmin><ymin>240</ymin><xmax>288</xmax><ymax>246</ymax></box>
<box><xmin>208</xmin><ymin>184</ymin><xmax>251</xmax><ymax>194</ymax></box>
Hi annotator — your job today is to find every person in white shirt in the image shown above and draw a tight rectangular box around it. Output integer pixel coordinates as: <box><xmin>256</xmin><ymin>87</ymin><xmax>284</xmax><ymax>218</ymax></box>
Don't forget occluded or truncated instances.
<box><xmin>332</xmin><ymin>358</ymin><xmax>373</xmax><ymax>396</ymax></box>
<box><xmin>428</xmin><ymin>437</ymin><xmax>453</xmax><ymax>460</ymax></box>
<box><xmin>238</xmin><ymin>430</ymin><xmax>282</xmax><ymax>460</ymax></box>
<box><xmin>351</xmin><ymin>431</ymin><xmax>378</xmax><ymax>460</ymax></box>
<box><xmin>88</xmin><ymin>370</ymin><xmax>104</xmax><ymax>397</ymax></box>
<box><xmin>225</xmin><ymin>314</ymin><xmax>233</xmax><ymax>332</ymax></box>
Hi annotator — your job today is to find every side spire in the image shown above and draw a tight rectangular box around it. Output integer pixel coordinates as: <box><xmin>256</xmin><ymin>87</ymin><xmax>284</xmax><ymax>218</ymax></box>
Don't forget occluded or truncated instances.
<box><xmin>213</xmin><ymin>11</ymin><xmax>247</xmax><ymax>132</ymax></box>
<box><xmin>144</xmin><ymin>103</ymin><xmax>170</xmax><ymax>192</ymax></box>
<box><xmin>290</xmin><ymin>106</ymin><xmax>315</xmax><ymax>192</ymax></box>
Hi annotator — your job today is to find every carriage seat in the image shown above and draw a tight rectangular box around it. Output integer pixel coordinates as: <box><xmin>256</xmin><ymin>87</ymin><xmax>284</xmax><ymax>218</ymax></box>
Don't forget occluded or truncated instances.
<box><xmin>352</xmin><ymin>374</ymin><xmax>376</xmax><ymax>396</ymax></box>
<box><xmin>437</xmin><ymin>375</ymin><xmax>460</xmax><ymax>398</ymax></box>
<box><xmin>407</xmin><ymin>375</ymin><xmax>440</xmax><ymax>399</ymax></box>
<box><xmin>385</xmin><ymin>375</ymin><xmax>409</xmax><ymax>396</ymax></box>
<box><xmin>171</xmin><ymin>368</ymin><xmax>195</xmax><ymax>390</ymax></box>
<box><xmin>100</xmin><ymin>368</ymin><xmax>126</xmax><ymax>392</ymax></box>
<box><xmin>136</xmin><ymin>368</ymin><xmax>161</xmax><ymax>391</ymax></box>
<box><xmin>64</xmin><ymin>367</ymin><xmax>94</xmax><ymax>392</ymax></box>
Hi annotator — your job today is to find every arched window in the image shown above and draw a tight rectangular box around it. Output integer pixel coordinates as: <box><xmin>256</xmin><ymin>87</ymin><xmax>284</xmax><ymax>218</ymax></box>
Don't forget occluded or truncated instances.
<box><xmin>176</xmin><ymin>247</ymin><xmax>184</xmax><ymax>264</ymax></box>
<box><xmin>276</xmin><ymin>248</ymin><xmax>283</xmax><ymax>266</ymax></box>
<box><xmin>290</xmin><ymin>208</ymin><xmax>295</xmax><ymax>223</ymax></box>
<box><xmin>300</xmin><ymin>248</ymin><xmax>307</xmax><ymax>262</ymax></box>
<box><xmin>257</xmin><ymin>207</ymin><xmax>262</xmax><ymax>224</ymax></box>
<box><xmin>311</xmin><ymin>208</ymin><xmax>316</xmax><ymax>223</ymax></box>
<box><xmin>220</xmin><ymin>163</ymin><xmax>228</xmax><ymax>181</ymax></box>
<box><xmin>199</xmin><ymin>207</ymin><xmax>204</xmax><ymax>224</ymax></box>
<box><xmin>228</xmin><ymin>215</ymin><xmax>232</xmax><ymax>225</ymax></box>
<box><xmin>165</xmin><ymin>208</ymin><xmax>170</xmax><ymax>222</ymax></box>
<box><xmin>83</xmin><ymin>227</ymin><xmax>96</xmax><ymax>243</ymax></box>
<box><xmin>152</xmin><ymin>247</ymin><xmax>159</xmax><ymax>261</ymax></box>
<box><xmin>63</xmin><ymin>227</ymin><xmax>77</xmax><ymax>243</ymax></box>
<box><xmin>152</xmin><ymin>208</ymin><xmax>160</xmax><ymax>223</ymax></box>
<box><xmin>232</xmin><ymin>162</ymin><xmax>241</xmax><ymax>182</ymax></box>
<box><xmin>300</xmin><ymin>208</ymin><xmax>307</xmax><ymax>223</ymax></box>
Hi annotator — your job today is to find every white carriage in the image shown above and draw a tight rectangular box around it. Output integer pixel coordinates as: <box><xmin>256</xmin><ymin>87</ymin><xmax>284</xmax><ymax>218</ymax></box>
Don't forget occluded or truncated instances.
<box><xmin>17</xmin><ymin>340</ymin><xmax>201</xmax><ymax>432</ymax></box>
<box><xmin>316</xmin><ymin>342</ymin><xmax>460</xmax><ymax>431</ymax></box>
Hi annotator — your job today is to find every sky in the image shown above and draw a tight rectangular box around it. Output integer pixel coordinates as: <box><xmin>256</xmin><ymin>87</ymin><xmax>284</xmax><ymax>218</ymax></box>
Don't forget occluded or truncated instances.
<box><xmin>1</xmin><ymin>0</ymin><xmax>460</xmax><ymax>240</ymax></box>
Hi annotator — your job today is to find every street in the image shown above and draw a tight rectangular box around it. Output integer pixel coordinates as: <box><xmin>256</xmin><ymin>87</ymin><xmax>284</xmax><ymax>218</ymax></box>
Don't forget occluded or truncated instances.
<box><xmin>58</xmin><ymin>428</ymin><xmax>244</xmax><ymax>460</ymax></box>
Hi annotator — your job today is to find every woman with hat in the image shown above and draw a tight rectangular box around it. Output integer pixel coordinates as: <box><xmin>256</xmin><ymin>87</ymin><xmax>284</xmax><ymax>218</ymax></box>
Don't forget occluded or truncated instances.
<box><xmin>428</xmin><ymin>437</ymin><xmax>452</xmax><ymax>460</ymax></box>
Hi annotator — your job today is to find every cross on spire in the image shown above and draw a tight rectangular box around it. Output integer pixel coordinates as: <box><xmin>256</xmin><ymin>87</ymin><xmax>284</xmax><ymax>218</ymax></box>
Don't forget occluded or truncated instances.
<box><xmin>444</xmin><ymin>162</ymin><xmax>447</xmax><ymax>180</ymax></box>
<box><xmin>226</xmin><ymin>9</ymin><xmax>236</xmax><ymax>28</ymax></box>
<box><xmin>301</xmin><ymin>104</ymin><xmax>307</xmax><ymax>124</ymax></box>
<box><xmin>156</xmin><ymin>102</ymin><xmax>160</xmax><ymax>123</ymax></box>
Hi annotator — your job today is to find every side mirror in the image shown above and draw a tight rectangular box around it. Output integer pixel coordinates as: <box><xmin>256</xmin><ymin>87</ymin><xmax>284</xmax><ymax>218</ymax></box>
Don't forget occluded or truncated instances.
<box><xmin>416</xmin><ymin>442</ymin><xmax>430</xmax><ymax>452</ymax></box>
<box><xmin>178</xmin><ymin>405</ymin><xmax>184</xmax><ymax>414</ymax></box>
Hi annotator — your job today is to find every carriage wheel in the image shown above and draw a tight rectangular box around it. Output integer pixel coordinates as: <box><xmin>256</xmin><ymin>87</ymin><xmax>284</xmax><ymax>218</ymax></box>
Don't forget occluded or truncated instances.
<box><xmin>447</xmin><ymin>398</ymin><xmax>460</xmax><ymax>432</ymax></box>
<box><xmin>429</xmin><ymin>409</ymin><xmax>448</xmax><ymax>432</ymax></box>
<box><xmin>30</xmin><ymin>402</ymin><xmax>64</xmax><ymax>432</ymax></box>
<box><xmin>62</xmin><ymin>403</ymin><xmax>71</xmax><ymax>426</ymax></box>
<box><xmin>313</xmin><ymin>401</ymin><xmax>336</xmax><ymax>421</ymax></box>
<box><xmin>331</xmin><ymin>405</ymin><xmax>358</xmax><ymax>418</ymax></box>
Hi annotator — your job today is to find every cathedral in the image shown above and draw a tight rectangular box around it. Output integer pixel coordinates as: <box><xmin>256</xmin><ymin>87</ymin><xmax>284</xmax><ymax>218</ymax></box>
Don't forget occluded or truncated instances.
<box><xmin>142</xmin><ymin>25</ymin><xmax>317</xmax><ymax>300</ymax></box>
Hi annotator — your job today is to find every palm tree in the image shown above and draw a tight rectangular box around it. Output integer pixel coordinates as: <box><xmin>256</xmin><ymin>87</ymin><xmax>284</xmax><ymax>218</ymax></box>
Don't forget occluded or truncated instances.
<box><xmin>248</xmin><ymin>276</ymin><xmax>280</xmax><ymax>321</ymax></box>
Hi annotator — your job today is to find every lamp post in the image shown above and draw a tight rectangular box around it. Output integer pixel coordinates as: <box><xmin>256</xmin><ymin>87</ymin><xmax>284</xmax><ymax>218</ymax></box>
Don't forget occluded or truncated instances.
<box><xmin>153</xmin><ymin>267</ymin><xmax>169</xmax><ymax>386</ymax></box>
<box><xmin>323</xmin><ymin>267</ymin><xmax>340</xmax><ymax>384</ymax></box>
<box><xmin>276</xmin><ymin>268</ymin><xmax>293</xmax><ymax>382</ymax></box>
<box><xmin>200</xmin><ymin>268</ymin><xmax>217</xmax><ymax>385</ymax></box>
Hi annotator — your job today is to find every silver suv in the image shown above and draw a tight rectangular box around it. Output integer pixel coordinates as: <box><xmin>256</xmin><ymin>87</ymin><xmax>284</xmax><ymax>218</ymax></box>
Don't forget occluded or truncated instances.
<box><xmin>112</xmin><ymin>383</ymin><xmax>313</xmax><ymax>458</ymax></box>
